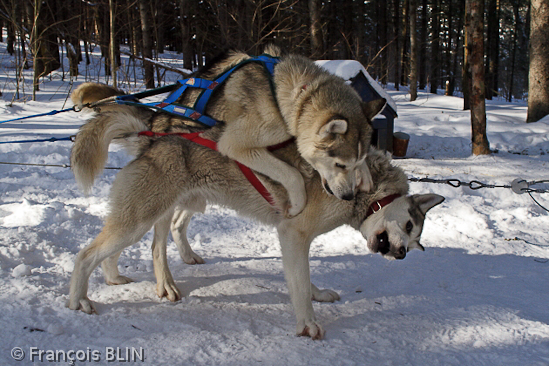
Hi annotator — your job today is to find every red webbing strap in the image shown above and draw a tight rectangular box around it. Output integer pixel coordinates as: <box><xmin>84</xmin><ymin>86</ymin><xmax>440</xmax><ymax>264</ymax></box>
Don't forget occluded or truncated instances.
<box><xmin>138</xmin><ymin>131</ymin><xmax>278</xmax><ymax>207</ymax></box>
<box><xmin>234</xmin><ymin>161</ymin><xmax>277</xmax><ymax>206</ymax></box>
<box><xmin>366</xmin><ymin>194</ymin><xmax>402</xmax><ymax>218</ymax></box>
<box><xmin>267</xmin><ymin>137</ymin><xmax>295</xmax><ymax>151</ymax></box>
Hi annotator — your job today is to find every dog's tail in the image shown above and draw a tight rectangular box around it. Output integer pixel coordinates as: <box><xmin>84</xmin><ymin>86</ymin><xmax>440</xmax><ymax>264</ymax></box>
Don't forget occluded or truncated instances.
<box><xmin>70</xmin><ymin>83</ymin><xmax>150</xmax><ymax>194</ymax></box>
<box><xmin>263</xmin><ymin>44</ymin><xmax>282</xmax><ymax>58</ymax></box>
<box><xmin>71</xmin><ymin>82</ymin><xmax>125</xmax><ymax>111</ymax></box>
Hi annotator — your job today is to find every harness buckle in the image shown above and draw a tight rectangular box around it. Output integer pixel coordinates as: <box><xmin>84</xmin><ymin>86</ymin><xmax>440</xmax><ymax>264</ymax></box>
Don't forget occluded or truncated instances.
<box><xmin>372</xmin><ymin>201</ymin><xmax>382</xmax><ymax>213</ymax></box>
<box><xmin>189</xmin><ymin>111</ymin><xmax>202</xmax><ymax>120</ymax></box>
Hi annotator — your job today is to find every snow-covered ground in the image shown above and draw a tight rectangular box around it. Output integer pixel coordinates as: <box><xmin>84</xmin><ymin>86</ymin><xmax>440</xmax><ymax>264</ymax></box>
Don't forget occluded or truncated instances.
<box><xmin>0</xmin><ymin>44</ymin><xmax>548</xmax><ymax>365</ymax></box>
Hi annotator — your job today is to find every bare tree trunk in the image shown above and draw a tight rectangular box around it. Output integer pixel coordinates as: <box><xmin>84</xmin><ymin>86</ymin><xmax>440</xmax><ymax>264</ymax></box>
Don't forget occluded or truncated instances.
<box><xmin>508</xmin><ymin>2</ymin><xmax>520</xmax><ymax>103</ymax></box>
<box><xmin>378</xmin><ymin>0</ymin><xmax>388</xmax><ymax>84</ymax></box>
<box><xmin>409</xmin><ymin>0</ymin><xmax>418</xmax><ymax>101</ymax></box>
<box><xmin>399</xmin><ymin>0</ymin><xmax>409</xmax><ymax>86</ymax></box>
<box><xmin>527</xmin><ymin>0</ymin><xmax>549</xmax><ymax>123</ymax></box>
<box><xmin>445</xmin><ymin>0</ymin><xmax>455</xmax><ymax>96</ymax></box>
<box><xmin>469</xmin><ymin>0</ymin><xmax>490</xmax><ymax>155</ymax></box>
<box><xmin>449</xmin><ymin>0</ymin><xmax>464</xmax><ymax>96</ymax></box>
<box><xmin>462</xmin><ymin>0</ymin><xmax>472</xmax><ymax>110</ymax></box>
<box><xmin>109</xmin><ymin>0</ymin><xmax>117</xmax><ymax>88</ymax></box>
<box><xmin>7</xmin><ymin>10</ymin><xmax>15</xmax><ymax>55</ymax></box>
<box><xmin>32</xmin><ymin>0</ymin><xmax>41</xmax><ymax>98</ymax></box>
<box><xmin>393</xmin><ymin>0</ymin><xmax>400</xmax><ymax>90</ymax></box>
<box><xmin>430</xmin><ymin>0</ymin><xmax>440</xmax><ymax>94</ymax></box>
<box><xmin>139</xmin><ymin>0</ymin><xmax>154</xmax><ymax>88</ymax></box>
<box><xmin>309</xmin><ymin>0</ymin><xmax>323</xmax><ymax>59</ymax></box>
<box><xmin>180</xmin><ymin>0</ymin><xmax>193</xmax><ymax>70</ymax></box>
<box><xmin>485</xmin><ymin>0</ymin><xmax>500</xmax><ymax>99</ymax></box>
<box><xmin>418</xmin><ymin>0</ymin><xmax>427</xmax><ymax>90</ymax></box>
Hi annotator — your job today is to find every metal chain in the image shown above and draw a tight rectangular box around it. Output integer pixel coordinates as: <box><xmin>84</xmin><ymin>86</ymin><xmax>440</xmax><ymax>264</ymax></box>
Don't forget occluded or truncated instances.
<box><xmin>408</xmin><ymin>177</ymin><xmax>513</xmax><ymax>190</ymax></box>
<box><xmin>409</xmin><ymin>177</ymin><xmax>549</xmax><ymax>194</ymax></box>
<box><xmin>410</xmin><ymin>176</ymin><xmax>549</xmax><ymax>212</ymax></box>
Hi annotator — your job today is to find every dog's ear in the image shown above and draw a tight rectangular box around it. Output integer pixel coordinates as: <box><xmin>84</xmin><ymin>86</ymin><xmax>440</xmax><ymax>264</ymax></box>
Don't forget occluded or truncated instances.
<box><xmin>413</xmin><ymin>194</ymin><xmax>445</xmax><ymax>215</ymax></box>
<box><xmin>407</xmin><ymin>242</ymin><xmax>425</xmax><ymax>252</ymax></box>
<box><xmin>362</xmin><ymin>98</ymin><xmax>387</xmax><ymax>122</ymax></box>
<box><xmin>320</xmin><ymin>119</ymin><xmax>347</xmax><ymax>138</ymax></box>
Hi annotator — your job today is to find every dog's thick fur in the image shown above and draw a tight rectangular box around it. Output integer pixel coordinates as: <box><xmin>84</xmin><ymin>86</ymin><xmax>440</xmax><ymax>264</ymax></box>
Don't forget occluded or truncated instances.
<box><xmin>68</xmin><ymin>89</ymin><xmax>444</xmax><ymax>339</ymax></box>
<box><xmin>71</xmin><ymin>45</ymin><xmax>386</xmax><ymax>218</ymax></box>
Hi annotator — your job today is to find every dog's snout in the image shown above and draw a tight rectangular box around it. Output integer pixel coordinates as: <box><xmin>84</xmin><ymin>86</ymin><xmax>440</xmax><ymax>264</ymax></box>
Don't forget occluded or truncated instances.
<box><xmin>377</xmin><ymin>232</ymin><xmax>390</xmax><ymax>255</ymax></box>
<box><xmin>341</xmin><ymin>192</ymin><xmax>354</xmax><ymax>201</ymax></box>
<box><xmin>394</xmin><ymin>247</ymin><xmax>406</xmax><ymax>260</ymax></box>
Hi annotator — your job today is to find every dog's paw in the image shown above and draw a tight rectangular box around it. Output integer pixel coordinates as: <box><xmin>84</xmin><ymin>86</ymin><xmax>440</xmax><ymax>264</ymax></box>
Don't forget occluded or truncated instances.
<box><xmin>284</xmin><ymin>199</ymin><xmax>307</xmax><ymax>218</ymax></box>
<box><xmin>156</xmin><ymin>279</ymin><xmax>182</xmax><ymax>302</ymax></box>
<box><xmin>285</xmin><ymin>182</ymin><xmax>307</xmax><ymax>218</ymax></box>
<box><xmin>181</xmin><ymin>251</ymin><xmax>205</xmax><ymax>265</ymax></box>
<box><xmin>297</xmin><ymin>321</ymin><xmax>325</xmax><ymax>340</ymax></box>
<box><xmin>106</xmin><ymin>275</ymin><xmax>134</xmax><ymax>286</ymax></box>
<box><xmin>312</xmin><ymin>287</ymin><xmax>340</xmax><ymax>303</ymax></box>
<box><xmin>358</xmin><ymin>165</ymin><xmax>374</xmax><ymax>192</ymax></box>
<box><xmin>67</xmin><ymin>297</ymin><xmax>97</xmax><ymax>314</ymax></box>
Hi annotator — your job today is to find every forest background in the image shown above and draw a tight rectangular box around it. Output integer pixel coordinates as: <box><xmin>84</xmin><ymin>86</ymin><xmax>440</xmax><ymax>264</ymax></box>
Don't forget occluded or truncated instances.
<box><xmin>0</xmin><ymin>0</ymin><xmax>547</xmax><ymax>128</ymax></box>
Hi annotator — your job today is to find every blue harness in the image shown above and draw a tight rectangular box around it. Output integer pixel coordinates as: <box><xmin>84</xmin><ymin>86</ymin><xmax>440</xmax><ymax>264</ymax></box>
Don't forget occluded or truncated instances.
<box><xmin>115</xmin><ymin>54</ymin><xmax>280</xmax><ymax>127</ymax></box>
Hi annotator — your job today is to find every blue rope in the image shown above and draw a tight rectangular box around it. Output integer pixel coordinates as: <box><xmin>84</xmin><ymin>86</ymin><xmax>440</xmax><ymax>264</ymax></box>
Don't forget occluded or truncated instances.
<box><xmin>0</xmin><ymin>107</ymin><xmax>76</xmax><ymax>124</ymax></box>
<box><xmin>0</xmin><ymin>136</ymin><xmax>74</xmax><ymax>144</ymax></box>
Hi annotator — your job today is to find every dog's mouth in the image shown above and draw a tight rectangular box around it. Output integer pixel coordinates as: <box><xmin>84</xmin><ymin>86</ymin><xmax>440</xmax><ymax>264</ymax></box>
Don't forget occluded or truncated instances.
<box><xmin>375</xmin><ymin>231</ymin><xmax>406</xmax><ymax>260</ymax></box>
<box><xmin>322</xmin><ymin>178</ymin><xmax>334</xmax><ymax>196</ymax></box>
<box><xmin>376</xmin><ymin>232</ymin><xmax>390</xmax><ymax>255</ymax></box>
<box><xmin>321</xmin><ymin>178</ymin><xmax>354</xmax><ymax>200</ymax></box>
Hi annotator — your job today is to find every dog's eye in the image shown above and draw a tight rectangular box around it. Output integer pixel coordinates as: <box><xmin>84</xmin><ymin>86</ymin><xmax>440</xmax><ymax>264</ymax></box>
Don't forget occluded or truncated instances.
<box><xmin>406</xmin><ymin>221</ymin><xmax>413</xmax><ymax>234</ymax></box>
<box><xmin>335</xmin><ymin>163</ymin><xmax>347</xmax><ymax>169</ymax></box>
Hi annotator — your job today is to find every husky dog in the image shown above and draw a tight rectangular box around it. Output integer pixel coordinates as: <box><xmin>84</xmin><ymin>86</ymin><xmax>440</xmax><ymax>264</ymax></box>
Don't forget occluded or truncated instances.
<box><xmin>71</xmin><ymin>45</ymin><xmax>386</xmax><ymax>218</ymax></box>
<box><xmin>67</xmin><ymin>101</ymin><xmax>444</xmax><ymax>340</ymax></box>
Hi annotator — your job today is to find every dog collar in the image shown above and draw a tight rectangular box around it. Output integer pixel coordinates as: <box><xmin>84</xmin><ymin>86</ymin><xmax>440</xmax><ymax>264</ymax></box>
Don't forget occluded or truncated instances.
<box><xmin>366</xmin><ymin>194</ymin><xmax>402</xmax><ymax>217</ymax></box>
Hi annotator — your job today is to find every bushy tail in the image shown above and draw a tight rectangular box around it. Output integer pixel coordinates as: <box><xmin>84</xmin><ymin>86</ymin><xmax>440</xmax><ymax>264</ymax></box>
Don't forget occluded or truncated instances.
<box><xmin>70</xmin><ymin>83</ymin><xmax>149</xmax><ymax>194</ymax></box>
<box><xmin>71</xmin><ymin>82</ymin><xmax>125</xmax><ymax>110</ymax></box>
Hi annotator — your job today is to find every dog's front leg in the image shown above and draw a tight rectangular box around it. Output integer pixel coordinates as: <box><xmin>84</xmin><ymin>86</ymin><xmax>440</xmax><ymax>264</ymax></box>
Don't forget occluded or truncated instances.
<box><xmin>277</xmin><ymin>221</ymin><xmax>324</xmax><ymax>340</ymax></box>
<box><xmin>218</xmin><ymin>141</ymin><xmax>306</xmax><ymax>218</ymax></box>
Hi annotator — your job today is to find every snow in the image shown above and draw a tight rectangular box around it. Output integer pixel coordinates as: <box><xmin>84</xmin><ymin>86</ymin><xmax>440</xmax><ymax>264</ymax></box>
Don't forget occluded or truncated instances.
<box><xmin>1</xmin><ymin>45</ymin><xmax>549</xmax><ymax>365</ymax></box>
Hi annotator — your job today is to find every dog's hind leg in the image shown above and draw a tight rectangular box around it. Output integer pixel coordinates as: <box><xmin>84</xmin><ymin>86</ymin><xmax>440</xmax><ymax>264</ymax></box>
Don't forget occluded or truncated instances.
<box><xmin>69</xmin><ymin>149</ymin><xmax>188</xmax><ymax>313</ymax></box>
<box><xmin>152</xmin><ymin>209</ymin><xmax>182</xmax><ymax>302</ymax></box>
<box><xmin>101</xmin><ymin>251</ymin><xmax>134</xmax><ymax>285</ymax></box>
<box><xmin>68</xmin><ymin>220</ymin><xmax>153</xmax><ymax>314</ymax></box>
<box><xmin>171</xmin><ymin>203</ymin><xmax>206</xmax><ymax>265</ymax></box>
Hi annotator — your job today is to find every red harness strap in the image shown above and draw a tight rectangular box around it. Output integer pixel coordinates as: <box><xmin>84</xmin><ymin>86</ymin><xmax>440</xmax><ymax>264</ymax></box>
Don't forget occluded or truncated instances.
<box><xmin>138</xmin><ymin>130</ymin><xmax>283</xmax><ymax>207</ymax></box>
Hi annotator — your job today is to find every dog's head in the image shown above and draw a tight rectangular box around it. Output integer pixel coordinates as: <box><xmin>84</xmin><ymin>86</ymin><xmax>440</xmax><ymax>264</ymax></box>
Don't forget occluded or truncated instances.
<box><xmin>299</xmin><ymin>96</ymin><xmax>387</xmax><ymax>201</ymax></box>
<box><xmin>359</xmin><ymin>194</ymin><xmax>444</xmax><ymax>260</ymax></box>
